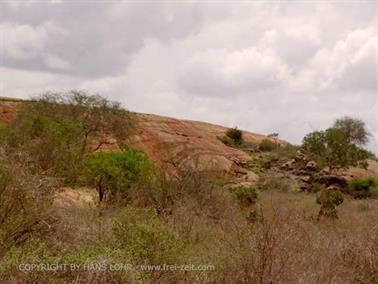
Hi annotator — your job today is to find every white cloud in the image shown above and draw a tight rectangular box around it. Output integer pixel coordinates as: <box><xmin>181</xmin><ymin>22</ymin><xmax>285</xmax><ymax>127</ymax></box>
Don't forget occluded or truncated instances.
<box><xmin>45</xmin><ymin>54</ymin><xmax>71</xmax><ymax>70</ymax></box>
<box><xmin>301</xmin><ymin>27</ymin><xmax>377</xmax><ymax>92</ymax></box>
<box><xmin>0</xmin><ymin>22</ymin><xmax>50</xmax><ymax>60</ymax></box>
<box><xmin>178</xmin><ymin>47</ymin><xmax>290</xmax><ymax>97</ymax></box>
<box><xmin>0</xmin><ymin>67</ymin><xmax>79</xmax><ymax>98</ymax></box>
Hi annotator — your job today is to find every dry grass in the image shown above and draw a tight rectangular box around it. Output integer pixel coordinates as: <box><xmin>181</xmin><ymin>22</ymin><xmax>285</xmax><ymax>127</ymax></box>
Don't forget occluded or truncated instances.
<box><xmin>1</xmin><ymin>178</ymin><xmax>378</xmax><ymax>283</ymax></box>
<box><xmin>234</xmin><ymin>191</ymin><xmax>378</xmax><ymax>284</ymax></box>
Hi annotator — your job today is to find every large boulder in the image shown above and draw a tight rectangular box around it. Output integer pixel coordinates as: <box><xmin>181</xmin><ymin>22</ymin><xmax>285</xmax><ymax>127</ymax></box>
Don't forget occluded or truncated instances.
<box><xmin>128</xmin><ymin>113</ymin><xmax>281</xmax><ymax>178</ymax></box>
<box><xmin>315</xmin><ymin>175</ymin><xmax>348</xmax><ymax>190</ymax></box>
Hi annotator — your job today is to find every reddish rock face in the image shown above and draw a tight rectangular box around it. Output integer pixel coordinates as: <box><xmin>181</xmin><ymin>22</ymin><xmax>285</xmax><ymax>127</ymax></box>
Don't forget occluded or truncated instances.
<box><xmin>0</xmin><ymin>101</ymin><xmax>18</xmax><ymax>124</ymax></box>
<box><xmin>127</xmin><ymin>113</ymin><xmax>270</xmax><ymax>178</ymax></box>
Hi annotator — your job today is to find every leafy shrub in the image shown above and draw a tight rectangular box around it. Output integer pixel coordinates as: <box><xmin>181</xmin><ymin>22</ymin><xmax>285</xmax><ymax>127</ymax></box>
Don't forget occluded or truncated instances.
<box><xmin>316</xmin><ymin>189</ymin><xmax>344</xmax><ymax>219</ymax></box>
<box><xmin>225</xmin><ymin>127</ymin><xmax>243</xmax><ymax>145</ymax></box>
<box><xmin>248</xmin><ymin>154</ymin><xmax>280</xmax><ymax>175</ymax></box>
<box><xmin>218</xmin><ymin>135</ymin><xmax>237</xmax><ymax>146</ymax></box>
<box><xmin>259</xmin><ymin>139</ymin><xmax>279</xmax><ymax>152</ymax></box>
<box><xmin>348</xmin><ymin>177</ymin><xmax>376</xmax><ymax>199</ymax></box>
<box><xmin>112</xmin><ymin>207</ymin><xmax>181</xmax><ymax>265</ymax></box>
<box><xmin>84</xmin><ymin>144</ymin><xmax>155</xmax><ymax>203</ymax></box>
<box><xmin>310</xmin><ymin>183</ymin><xmax>325</xmax><ymax>193</ymax></box>
<box><xmin>231</xmin><ymin>186</ymin><xmax>258</xmax><ymax>207</ymax></box>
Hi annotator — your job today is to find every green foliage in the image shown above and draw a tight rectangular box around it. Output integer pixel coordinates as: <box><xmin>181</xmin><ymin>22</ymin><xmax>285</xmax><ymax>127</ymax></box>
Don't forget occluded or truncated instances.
<box><xmin>333</xmin><ymin>116</ymin><xmax>370</xmax><ymax>145</ymax></box>
<box><xmin>225</xmin><ymin>127</ymin><xmax>243</xmax><ymax>145</ymax></box>
<box><xmin>84</xmin><ymin>145</ymin><xmax>155</xmax><ymax>203</ymax></box>
<box><xmin>0</xmin><ymin>124</ymin><xmax>9</xmax><ymax>142</ymax></box>
<box><xmin>310</xmin><ymin>183</ymin><xmax>325</xmax><ymax>193</ymax></box>
<box><xmin>259</xmin><ymin>138</ymin><xmax>279</xmax><ymax>152</ymax></box>
<box><xmin>218</xmin><ymin>134</ymin><xmax>238</xmax><ymax>146</ymax></box>
<box><xmin>348</xmin><ymin>177</ymin><xmax>376</xmax><ymax>199</ymax></box>
<box><xmin>316</xmin><ymin>189</ymin><xmax>344</xmax><ymax>219</ymax></box>
<box><xmin>248</xmin><ymin>154</ymin><xmax>280</xmax><ymax>175</ymax></box>
<box><xmin>112</xmin><ymin>207</ymin><xmax>181</xmax><ymax>264</ymax></box>
<box><xmin>316</xmin><ymin>189</ymin><xmax>344</xmax><ymax>207</ymax></box>
<box><xmin>302</xmin><ymin>128</ymin><xmax>370</xmax><ymax>172</ymax></box>
<box><xmin>231</xmin><ymin>186</ymin><xmax>258</xmax><ymax>207</ymax></box>
<box><xmin>0</xmin><ymin>238</ymin><xmax>53</xmax><ymax>279</ymax></box>
<box><xmin>257</xmin><ymin>174</ymin><xmax>292</xmax><ymax>192</ymax></box>
<box><xmin>274</xmin><ymin>144</ymin><xmax>298</xmax><ymax>159</ymax></box>
<box><xmin>302</xmin><ymin>130</ymin><xmax>326</xmax><ymax>158</ymax></box>
<box><xmin>4</xmin><ymin>91</ymin><xmax>132</xmax><ymax>184</ymax></box>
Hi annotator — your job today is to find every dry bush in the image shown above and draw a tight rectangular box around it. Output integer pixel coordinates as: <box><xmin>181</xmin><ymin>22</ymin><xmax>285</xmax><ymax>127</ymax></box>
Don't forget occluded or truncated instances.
<box><xmin>0</xmin><ymin>160</ymin><xmax>56</xmax><ymax>257</ymax></box>
<box><xmin>2</xmin><ymin>157</ymin><xmax>377</xmax><ymax>284</ymax></box>
<box><xmin>213</xmin><ymin>192</ymin><xmax>378</xmax><ymax>284</ymax></box>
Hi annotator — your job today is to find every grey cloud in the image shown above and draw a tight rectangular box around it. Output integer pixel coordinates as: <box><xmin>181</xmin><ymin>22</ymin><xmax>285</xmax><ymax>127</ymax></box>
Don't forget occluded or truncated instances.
<box><xmin>1</xmin><ymin>1</ymin><xmax>377</xmax><ymax>154</ymax></box>
<box><xmin>1</xmin><ymin>1</ymin><xmax>214</xmax><ymax>77</ymax></box>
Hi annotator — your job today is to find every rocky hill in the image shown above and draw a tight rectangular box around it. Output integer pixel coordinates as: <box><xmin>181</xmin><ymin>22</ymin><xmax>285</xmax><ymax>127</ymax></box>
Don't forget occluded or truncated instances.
<box><xmin>1</xmin><ymin>98</ymin><xmax>377</xmax><ymax>188</ymax></box>
<box><xmin>0</xmin><ymin>99</ymin><xmax>278</xmax><ymax>183</ymax></box>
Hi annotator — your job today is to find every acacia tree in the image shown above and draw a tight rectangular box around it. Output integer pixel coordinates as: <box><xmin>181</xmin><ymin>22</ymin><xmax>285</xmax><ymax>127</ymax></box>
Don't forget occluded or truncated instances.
<box><xmin>84</xmin><ymin>145</ymin><xmax>155</xmax><ymax>203</ymax></box>
<box><xmin>333</xmin><ymin>116</ymin><xmax>370</xmax><ymax>145</ymax></box>
<box><xmin>302</xmin><ymin>128</ymin><xmax>370</xmax><ymax>173</ymax></box>
<box><xmin>5</xmin><ymin>91</ymin><xmax>133</xmax><ymax>183</ymax></box>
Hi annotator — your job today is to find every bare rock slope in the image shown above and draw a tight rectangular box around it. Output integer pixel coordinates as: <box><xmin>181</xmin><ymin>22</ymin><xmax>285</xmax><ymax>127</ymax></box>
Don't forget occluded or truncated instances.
<box><xmin>127</xmin><ymin>113</ymin><xmax>268</xmax><ymax>180</ymax></box>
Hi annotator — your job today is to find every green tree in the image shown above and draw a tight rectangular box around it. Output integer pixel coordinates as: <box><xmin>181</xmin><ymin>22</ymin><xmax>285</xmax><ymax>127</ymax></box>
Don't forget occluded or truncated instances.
<box><xmin>84</xmin><ymin>145</ymin><xmax>155</xmax><ymax>203</ymax></box>
<box><xmin>302</xmin><ymin>128</ymin><xmax>370</xmax><ymax>173</ymax></box>
<box><xmin>316</xmin><ymin>189</ymin><xmax>344</xmax><ymax>219</ymax></box>
<box><xmin>333</xmin><ymin>116</ymin><xmax>370</xmax><ymax>145</ymax></box>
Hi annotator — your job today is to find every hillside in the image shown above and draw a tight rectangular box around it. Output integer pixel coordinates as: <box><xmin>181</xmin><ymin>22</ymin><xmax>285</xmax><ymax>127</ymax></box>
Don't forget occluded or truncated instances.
<box><xmin>0</xmin><ymin>99</ymin><xmax>278</xmax><ymax>182</ymax></box>
<box><xmin>1</xmin><ymin>98</ymin><xmax>376</xmax><ymax>183</ymax></box>
<box><xmin>1</xmin><ymin>96</ymin><xmax>378</xmax><ymax>283</ymax></box>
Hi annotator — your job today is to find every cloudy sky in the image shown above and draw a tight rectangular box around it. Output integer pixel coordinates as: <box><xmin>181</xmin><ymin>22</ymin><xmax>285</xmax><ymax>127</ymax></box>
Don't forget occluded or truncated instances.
<box><xmin>1</xmin><ymin>1</ymin><xmax>377</xmax><ymax>153</ymax></box>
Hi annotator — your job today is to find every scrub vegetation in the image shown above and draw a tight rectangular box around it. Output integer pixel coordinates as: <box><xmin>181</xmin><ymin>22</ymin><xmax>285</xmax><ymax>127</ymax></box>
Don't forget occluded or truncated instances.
<box><xmin>0</xmin><ymin>92</ymin><xmax>377</xmax><ymax>283</ymax></box>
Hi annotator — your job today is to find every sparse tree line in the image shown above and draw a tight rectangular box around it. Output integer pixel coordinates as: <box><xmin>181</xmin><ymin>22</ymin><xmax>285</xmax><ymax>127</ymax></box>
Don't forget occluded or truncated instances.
<box><xmin>221</xmin><ymin>116</ymin><xmax>376</xmax><ymax>219</ymax></box>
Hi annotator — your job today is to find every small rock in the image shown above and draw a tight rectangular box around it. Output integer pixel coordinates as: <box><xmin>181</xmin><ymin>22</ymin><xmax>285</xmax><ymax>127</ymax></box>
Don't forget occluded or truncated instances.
<box><xmin>305</xmin><ymin>160</ymin><xmax>317</xmax><ymax>171</ymax></box>
<box><xmin>295</xmin><ymin>149</ymin><xmax>307</xmax><ymax>161</ymax></box>
<box><xmin>300</xmin><ymin>175</ymin><xmax>312</xmax><ymax>183</ymax></box>
<box><xmin>326</xmin><ymin>185</ymin><xmax>341</xmax><ymax>192</ymax></box>
<box><xmin>320</xmin><ymin>168</ymin><xmax>330</xmax><ymax>175</ymax></box>
<box><xmin>281</xmin><ymin>159</ymin><xmax>295</xmax><ymax>170</ymax></box>
<box><xmin>297</xmin><ymin>169</ymin><xmax>307</xmax><ymax>175</ymax></box>
<box><xmin>235</xmin><ymin>168</ymin><xmax>248</xmax><ymax>175</ymax></box>
<box><xmin>228</xmin><ymin>182</ymin><xmax>255</xmax><ymax>189</ymax></box>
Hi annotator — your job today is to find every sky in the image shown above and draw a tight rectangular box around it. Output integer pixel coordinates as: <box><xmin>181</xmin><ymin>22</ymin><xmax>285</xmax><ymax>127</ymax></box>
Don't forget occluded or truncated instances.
<box><xmin>1</xmin><ymin>1</ymin><xmax>377</xmax><ymax>154</ymax></box>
